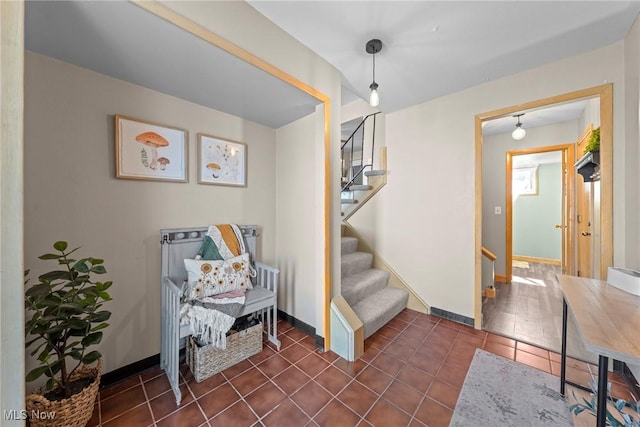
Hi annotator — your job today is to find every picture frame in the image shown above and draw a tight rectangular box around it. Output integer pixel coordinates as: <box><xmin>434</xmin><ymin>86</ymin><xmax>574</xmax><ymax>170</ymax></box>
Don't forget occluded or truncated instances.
<box><xmin>115</xmin><ymin>114</ymin><xmax>188</xmax><ymax>182</ymax></box>
<box><xmin>513</xmin><ymin>166</ymin><xmax>538</xmax><ymax>196</ymax></box>
<box><xmin>197</xmin><ymin>134</ymin><xmax>247</xmax><ymax>187</ymax></box>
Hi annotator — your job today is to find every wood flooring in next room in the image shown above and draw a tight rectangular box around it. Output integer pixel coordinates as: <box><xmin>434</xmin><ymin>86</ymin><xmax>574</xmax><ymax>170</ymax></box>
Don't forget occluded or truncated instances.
<box><xmin>482</xmin><ymin>261</ymin><xmax>597</xmax><ymax>363</ymax></box>
<box><xmin>87</xmin><ymin>308</ymin><xmax>635</xmax><ymax>427</ymax></box>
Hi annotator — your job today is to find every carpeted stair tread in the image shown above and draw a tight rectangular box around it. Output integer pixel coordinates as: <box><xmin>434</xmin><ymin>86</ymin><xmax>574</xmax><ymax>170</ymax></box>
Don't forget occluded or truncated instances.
<box><xmin>341</xmin><ymin>237</ymin><xmax>359</xmax><ymax>255</ymax></box>
<box><xmin>342</xmin><ymin>268</ymin><xmax>390</xmax><ymax>307</ymax></box>
<box><xmin>347</xmin><ymin>184</ymin><xmax>372</xmax><ymax>191</ymax></box>
<box><xmin>352</xmin><ymin>287</ymin><xmax>409</xmax><ymax>339</ymax></box>
<box><xmin>341</xmin><ymin>251</ymin><xmax>373</xmax><ymax>278</ymax></box>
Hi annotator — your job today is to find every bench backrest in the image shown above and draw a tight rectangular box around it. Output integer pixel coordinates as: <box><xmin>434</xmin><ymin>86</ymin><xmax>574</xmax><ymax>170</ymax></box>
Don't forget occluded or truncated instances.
<box><xmin>160</xmin><ymin>225</ymin><xmax>258</xmax><ymax>286</ymax></box>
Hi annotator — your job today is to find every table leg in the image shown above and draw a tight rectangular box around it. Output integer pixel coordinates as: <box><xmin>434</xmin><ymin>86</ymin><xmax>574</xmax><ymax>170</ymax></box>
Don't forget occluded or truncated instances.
<box><xmin>596</xmin><ymin>355</ymin><xmax>608</xmax><ymax>427</ymax></box>
<box><xmin>560</xmin><ymin>298</ymin><xmax>568</xmax><ymax>395</ymax></box>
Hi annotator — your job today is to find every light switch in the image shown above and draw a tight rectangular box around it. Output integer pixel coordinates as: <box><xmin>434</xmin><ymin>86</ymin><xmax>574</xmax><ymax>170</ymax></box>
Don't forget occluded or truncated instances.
<box><xmin>494</xmin><ymin>206</ymin><xmax>502</xmax><ymax>215</ymax></box>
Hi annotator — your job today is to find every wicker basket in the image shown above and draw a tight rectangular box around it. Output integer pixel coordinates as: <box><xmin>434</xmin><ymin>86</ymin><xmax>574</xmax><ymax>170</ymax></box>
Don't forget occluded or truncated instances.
<box><xmin>26</xmin><ymin>359</ymin><xmax>101</xmax><ymax>427</ymax></box>
<box><xmin>187</xmin><ymin>322</ymin><xmax>263</xmax><ymax>382</ymax></box>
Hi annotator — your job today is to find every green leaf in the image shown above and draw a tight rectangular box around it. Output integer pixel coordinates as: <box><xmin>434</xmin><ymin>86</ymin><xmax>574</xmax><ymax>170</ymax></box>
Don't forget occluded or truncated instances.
<box><xmin>81</xmin><ymin>332</ymin><xmax>103</xmax><ymax>347</ymax></box>
<box><xmin>26</xmin><ymin>366</ymin><xmax>49</xmax><ymax>382</ymax></box>
<box><xmin>90</xmin><ymin>258</ymin><xmax>104</xmax><ymax>265</ymax></box>
<box><xmin>73</xmin><ymin>260</ymin><xmax>90</xmax><ymax>273</ymax></box>
<box><xmin>25</xmin><ymin>284</ymin><xmax>53</xmax><ymax>298</ymax></box>
<box><xmin>89</xmin><ymin>311</ymin><xmax>111</xmax><ymax>322</ymax></box>
<box><xmin>39</xmin><ymin>270</ymin><xmax>72</xmax><ymax>282</ymax></box>
<box><xmin>69</xmin><ymin>350</ymin><xmax>83</xmax><ymax>361</ymax></box>
<box><xmin>37</xmin><ymin>347</ymin><xmax>52</xmax><ymax>362</ymax></box>
<box><xmin>39</xmin><ymin>253</ymin><xmax>62</xmax><ymax>260</ymax></box>
<box><xmin>45</xmin><ymin>378</ymin><xmax>55</xmax><ymax>391</ymax></box>
<box><xmin>53</xmin><ymin>241</ymin><xmax>68</xmax><ymax>251</ymax></box>
<box><xmin>90</xmin><ymin>265</ymin><xmax>107</xmax><ymax>274</ymax></box>
<box><xmin>82</xmin><ymin>351</ymin><xmax>101</xmax><ymax>364</ymax></box>
<box><xmin>90</xmin><ymin>322</ymin><xmax>109</xmax><ymax>332</ymax></box>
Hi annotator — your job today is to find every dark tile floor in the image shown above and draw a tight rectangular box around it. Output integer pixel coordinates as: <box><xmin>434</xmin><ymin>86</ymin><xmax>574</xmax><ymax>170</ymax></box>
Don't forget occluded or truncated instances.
<box><xmin>482</xmin><ymin>261</ymin><xmax>597</xmax><ymax>363</ymax></box>
<box><xmin>89</xmin><ymin>309</ymin><xmax>634</xmax><ymax>427</ymax></box>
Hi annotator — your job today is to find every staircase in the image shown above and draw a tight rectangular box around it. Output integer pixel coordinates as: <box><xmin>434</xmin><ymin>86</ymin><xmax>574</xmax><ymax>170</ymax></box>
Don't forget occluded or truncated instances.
<box><xmin>337</xmin><ymin>113</ymin><xmax>410</xmax><ymax>341</ymax></box>
<box><xmin>341</xmin><ymin>227</ymin><xmax>409</xmax><ymax>338</ymax></box>
<box><xmin>341</xmin><ymin>164</ymin><xmax>387</xmax><ymax>220</ymax></box>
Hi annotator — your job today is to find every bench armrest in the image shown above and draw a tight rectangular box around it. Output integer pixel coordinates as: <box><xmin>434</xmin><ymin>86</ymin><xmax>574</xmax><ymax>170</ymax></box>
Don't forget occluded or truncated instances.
<box><xmin>255</xmin><ymin>261</ymin><xmax>279</xmax><ymax>274</ymax></box>
<box><xmin>162</xmin><ymin>276</ymin><xmax>182</xmax><ymax>298</ymax></box>
<box><xmin>254</xmin><ymin>262</ymin><xmax>279</xmax><ymax>294</ymax></box>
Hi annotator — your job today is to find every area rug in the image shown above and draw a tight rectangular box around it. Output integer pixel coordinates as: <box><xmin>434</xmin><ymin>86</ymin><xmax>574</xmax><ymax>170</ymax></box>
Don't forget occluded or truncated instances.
<box><xmin>449</xmin><ymin>349</ymin><xmax>572</xmax><ymax>427</ymax></box>
<box><xmin>513</xmin><ymin>260</ymin><xmax>530</xmax><ymax>269</ymax></box>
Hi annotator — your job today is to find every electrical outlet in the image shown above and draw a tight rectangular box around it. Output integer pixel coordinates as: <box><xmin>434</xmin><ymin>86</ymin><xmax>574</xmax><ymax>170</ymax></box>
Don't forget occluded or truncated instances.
<box><xmin>494</xmin><ymin>206</ymin><xmax>502</xmax><ymax>215</ymax></box>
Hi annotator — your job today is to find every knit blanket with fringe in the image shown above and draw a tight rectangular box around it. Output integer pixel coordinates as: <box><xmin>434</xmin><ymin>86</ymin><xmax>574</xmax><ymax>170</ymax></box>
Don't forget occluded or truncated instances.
<box><xmin>180</xmin><ymin>289</ymin><xmax>246</xmax><ymax>349</ymax></box>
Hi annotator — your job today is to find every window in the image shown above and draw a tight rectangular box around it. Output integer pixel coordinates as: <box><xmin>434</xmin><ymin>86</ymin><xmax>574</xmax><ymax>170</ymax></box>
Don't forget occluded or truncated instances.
<box><xmin>513</xmin><ymin>166</ymin><xmax>538</xmax><ymax>196</ymax></box>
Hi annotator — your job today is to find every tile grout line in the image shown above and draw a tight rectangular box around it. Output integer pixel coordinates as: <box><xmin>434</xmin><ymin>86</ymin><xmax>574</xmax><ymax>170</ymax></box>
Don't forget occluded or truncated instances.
<box><xmin>137</xmin><ymin>374</ymin><xmax>157</xmax><ymax>427</ymax></box>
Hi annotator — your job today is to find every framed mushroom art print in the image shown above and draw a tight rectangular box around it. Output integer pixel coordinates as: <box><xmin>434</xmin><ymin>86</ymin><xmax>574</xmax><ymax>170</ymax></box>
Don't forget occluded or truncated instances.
<box><xmin>115</xmin><ymin>114</ymin><xmax>188</xmax><ymax>182</ymax></box>
<box><xmin>197</xmin><ymin>134</ymin><xmax>247</xmax><ymax>187</ymax></box>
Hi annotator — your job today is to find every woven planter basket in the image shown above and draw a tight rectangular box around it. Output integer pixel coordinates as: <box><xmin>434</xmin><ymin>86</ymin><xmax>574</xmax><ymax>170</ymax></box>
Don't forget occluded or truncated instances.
<box><xmin>26</xmin><ymin>359</ymin><xmax>101</xmax><ymax>427</ymax></box>
<box><xmin>187</xmin><ymin>322</ymin><xmax>262</xmax><ymax>382</ymax></box>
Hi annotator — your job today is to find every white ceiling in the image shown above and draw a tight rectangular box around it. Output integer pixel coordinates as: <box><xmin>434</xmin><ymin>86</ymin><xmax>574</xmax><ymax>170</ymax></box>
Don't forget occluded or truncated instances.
<box><xmin>24</xmin><ymin>1</ymin><xmax>321</xmax><ymax>129</ymax></box>
<box><xmin>249</xmin><ymin>1</ymin><xmax>640</xmax><ymax>113</ymax></box>
<box><xmin>24</xmin><ymin>1</ymin><xmax>640</xmax><ymax>130</ymax></box>
<box><xmin>482</xmin><ymin>99</ymin><xmax>589</xmax><ymax>136</ymax></box>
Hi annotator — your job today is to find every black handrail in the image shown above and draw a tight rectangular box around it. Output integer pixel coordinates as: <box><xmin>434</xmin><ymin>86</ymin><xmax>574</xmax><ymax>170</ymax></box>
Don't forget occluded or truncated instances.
<box><xmin>341</xmin><ymin>112</ymin><xmax>380</xmax><ymax>192</ymax></box>
<box><xmin>341</xmin><ymin>112</ymin><xmax>380</xmax><ymax>150</ymax></box>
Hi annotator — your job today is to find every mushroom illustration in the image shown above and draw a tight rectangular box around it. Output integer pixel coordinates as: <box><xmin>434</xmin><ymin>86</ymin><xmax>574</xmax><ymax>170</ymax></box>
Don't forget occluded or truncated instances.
<box><xmin>207</xmin><ymin>162</ymin><xmax>221</xmax><ymax>178</ymax></box>
<box><xmin>135</xmin><ymin>132</ymin><xmax>169</xmax><ymax>170</ymax></box>
<box><xmin>157</xmin><ymin>157</ymin><xmax>170</xmax><ymax>171</ymax></box>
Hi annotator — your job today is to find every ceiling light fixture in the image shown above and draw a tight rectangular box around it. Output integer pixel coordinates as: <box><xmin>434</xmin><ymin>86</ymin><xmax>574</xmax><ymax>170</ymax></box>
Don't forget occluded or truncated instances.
<box><xmin>366</xmin><ymin>38</ymin><xmax>382</xmax><ymax>107</ymax></box>
<box><xmin>512</xmin><ymin>113</ymin><xmax>526</xmax><ymax>140</ymax></box>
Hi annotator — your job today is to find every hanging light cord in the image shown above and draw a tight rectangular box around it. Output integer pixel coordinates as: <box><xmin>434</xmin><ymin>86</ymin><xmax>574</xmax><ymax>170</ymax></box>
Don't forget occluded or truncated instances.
<box><xmin>371</xmin><ymin>51</ymin><xmax>376</xmax><ymax>88</ymax></box>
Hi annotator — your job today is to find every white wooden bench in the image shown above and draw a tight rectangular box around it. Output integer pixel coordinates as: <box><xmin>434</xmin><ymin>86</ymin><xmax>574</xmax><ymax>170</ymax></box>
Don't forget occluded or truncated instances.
<box><xmin>160</xmin><ymin>225</ymin><xmax>280</xmax><ymax>404</ymax></box>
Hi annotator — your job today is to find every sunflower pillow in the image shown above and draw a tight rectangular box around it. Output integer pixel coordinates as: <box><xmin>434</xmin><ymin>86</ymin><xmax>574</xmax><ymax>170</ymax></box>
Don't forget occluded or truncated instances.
<box><xmin>184</xmin><ymin>253</ymin><xmax>253</xmax><ymax>299</ymax></box>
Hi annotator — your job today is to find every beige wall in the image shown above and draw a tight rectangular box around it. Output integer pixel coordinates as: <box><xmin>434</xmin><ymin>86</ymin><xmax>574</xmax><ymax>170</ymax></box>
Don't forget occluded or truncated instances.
<box><xmin>382</xmin><ymin>42</ymin><xmax>626</xmax><ymax>319</ymax></box>
<box><xmin>1</xmin><ymin>0</ymin><xmax>25</xmax><ymax>420</ymax></box>
<box><xmin>24</xmin><ymin>51</ymin><xmax>277</xmax><ymax>379</ymax></box>
<box><xmin>275</xmin><ymin>113</ymin><xmax>317</xmax><ymax>326</ymax></box>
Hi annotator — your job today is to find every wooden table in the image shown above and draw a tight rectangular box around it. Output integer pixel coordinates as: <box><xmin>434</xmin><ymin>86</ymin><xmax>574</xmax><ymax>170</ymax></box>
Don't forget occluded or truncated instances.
<box><xmin>558</xmin><ymin>275</ymin><xmax>640</xmax><ymax>427</ymax></box>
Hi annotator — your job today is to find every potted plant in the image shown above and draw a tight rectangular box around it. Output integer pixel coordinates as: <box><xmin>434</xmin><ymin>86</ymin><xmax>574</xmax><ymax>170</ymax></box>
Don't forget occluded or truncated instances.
<box><xmin>584</xmin><ymin>126</ymin><xmax>601</xmax><ymax>154</ymax></box>
<box><xmin>24</xmin><ymin>241</ymin><xmax>112</xmax><ymax>427</ymax></box>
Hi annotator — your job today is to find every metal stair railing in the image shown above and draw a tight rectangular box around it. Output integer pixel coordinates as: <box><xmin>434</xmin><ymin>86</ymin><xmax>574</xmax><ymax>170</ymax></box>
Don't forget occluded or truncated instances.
<box><xmin>341</xmin><ymin>112</ymin><xmax>380</xmax><ymax>192</ymax></box>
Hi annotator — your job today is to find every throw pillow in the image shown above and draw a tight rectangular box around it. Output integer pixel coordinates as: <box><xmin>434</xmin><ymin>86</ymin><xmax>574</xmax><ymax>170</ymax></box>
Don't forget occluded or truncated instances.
<box><xmin>184</xmin><ymin>253</ymin><xmax>253</xmax><ymax>299</ymax></box>
<box><xmin>196</xmin><ymin>236</ymin><xmax>224</xmax><ymax>261</ymax></box>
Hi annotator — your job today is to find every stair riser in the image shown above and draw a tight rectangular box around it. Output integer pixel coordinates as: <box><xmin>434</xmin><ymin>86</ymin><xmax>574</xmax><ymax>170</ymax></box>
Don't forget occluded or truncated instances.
<box><xmin>341</xmin><ymin>237</ymin><xmax>358</xmax><ymax>255</ymax></box>
<box><xmin>342</xmin><ymin>270</ymin><xmax>390</xmax><ymax>307</ymax></box>
<box><xmin>341</xmin><ymin>253</ymin><xmax>373</xmax><ymax>278</ymax></box>
<box><xmin>352</xmin><ymin>288</ymin><xmax>409</xmax><ymax>339</ymax></box>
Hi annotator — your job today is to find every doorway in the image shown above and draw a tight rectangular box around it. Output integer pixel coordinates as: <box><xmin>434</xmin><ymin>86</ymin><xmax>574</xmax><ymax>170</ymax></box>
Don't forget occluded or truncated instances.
<box><xmin>477</xmin><ymin>87</ymin><xmax>611</xmax><ymax>362</ymax></box>
<box><xmin>506</xmin><ymin>144</ymin><xmax>575</xmax><ymax>282</ymax></box>
<box><xmin>474</xmin><ymin>84</ymin><xmax>613</xmax><ymax>331</ymax></box>
<box><xmin>484</xmin><ymin>145</ymin><xmax>574</xmax><ymax>351</ymax></box>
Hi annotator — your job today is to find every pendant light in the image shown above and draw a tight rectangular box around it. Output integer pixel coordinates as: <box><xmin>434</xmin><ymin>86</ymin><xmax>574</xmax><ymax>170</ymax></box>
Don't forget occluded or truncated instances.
<box><xmin>366</xmin><ymin>39</ymin><xmax>382</xmax><ymax>107</ymax></box>
<box><xmin>512</xmin><ymin>113</ymin><xmax>526</xmax><ymax>140</ymax></box>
